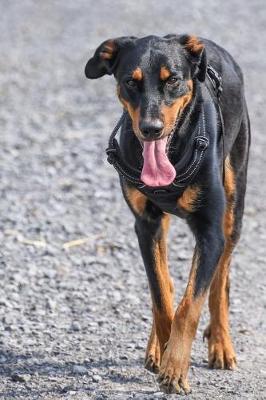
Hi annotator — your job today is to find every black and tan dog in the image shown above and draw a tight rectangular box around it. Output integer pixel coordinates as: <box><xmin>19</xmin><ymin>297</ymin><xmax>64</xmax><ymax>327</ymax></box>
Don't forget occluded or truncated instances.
<box><xmin>85</xmin><ymin>34</ymin><xmax>250</xmax><ymax>394</ymax></box>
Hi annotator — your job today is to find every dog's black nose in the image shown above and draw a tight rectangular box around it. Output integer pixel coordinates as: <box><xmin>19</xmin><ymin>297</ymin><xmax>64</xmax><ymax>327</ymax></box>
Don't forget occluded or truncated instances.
<box><xmin>139</xmin><ymin>119</ymin><xmax>164</xmax><ymax>139</ymax></box>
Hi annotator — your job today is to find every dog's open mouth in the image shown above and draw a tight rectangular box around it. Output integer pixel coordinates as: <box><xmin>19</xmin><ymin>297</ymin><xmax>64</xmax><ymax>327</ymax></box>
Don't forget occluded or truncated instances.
<box><xmin>141</xmin><ymin>134</ymin><xmax>176</xmax><ymax>187</ymax></box>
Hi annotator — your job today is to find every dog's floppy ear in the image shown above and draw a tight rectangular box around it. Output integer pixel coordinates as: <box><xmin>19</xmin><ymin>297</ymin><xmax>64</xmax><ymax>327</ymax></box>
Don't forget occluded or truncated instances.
<box><xmin>85</xmin><ymin>36</ymin><xmax>136</xmax><ymax>79</ymax></box>
<box><xmin>179</xmin><ymin>35</ymin><xmax>207</xmax><ymax>82</ymax></box>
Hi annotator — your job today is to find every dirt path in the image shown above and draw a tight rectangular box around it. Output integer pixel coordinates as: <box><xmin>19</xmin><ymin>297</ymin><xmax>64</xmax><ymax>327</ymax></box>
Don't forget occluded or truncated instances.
<box><xmin>0</xmin><ymin>1</ymin><xmax>265</xmax><ymax>399</ymax></box>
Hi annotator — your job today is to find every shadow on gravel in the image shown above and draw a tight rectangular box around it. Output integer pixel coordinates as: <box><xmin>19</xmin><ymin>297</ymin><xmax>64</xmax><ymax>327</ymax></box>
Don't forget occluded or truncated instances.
<box><xmin>0</xmin><ymin>348</ymin><xmax>208</xmax><ymax>374</ymax></box>
<box><xmin>0</xmin><ymin>349</ymin><xmax>144</xmax><ymax>376</ymax></box>
<box><xmin>108</xmin><ymin>371</ymin><xmax>144</xmax><ymax>384</ymax></box>
<box><xmin>0</xmin><ymin>350</ymin><xmax>148</xmax><ymax>398</ymax></box>
<box><xmin>191</xmin><ymin>361</ymin><xmax>210</xmax><ymax>370</ymax></box>
<box><xmin>0</xmin><ymin>349</ymin><xmax>212</xmax><ymax>399</ymax></box>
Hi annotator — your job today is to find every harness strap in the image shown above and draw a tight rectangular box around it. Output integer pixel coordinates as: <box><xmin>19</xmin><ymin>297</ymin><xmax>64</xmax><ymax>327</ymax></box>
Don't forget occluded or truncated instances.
<box><xmin>206</xmin><ymin>64</ymin><xmax>225</xmax><ymax>183</ymax></box>
<box><xmin>106</xmin><ymin>109</ymin><xmax>209</xmax><ymax>194</ymax></box>
<box><xmin>107</xmin><ymin>111</ymin><xmax>127</xmax><ymax>152</ymax></box>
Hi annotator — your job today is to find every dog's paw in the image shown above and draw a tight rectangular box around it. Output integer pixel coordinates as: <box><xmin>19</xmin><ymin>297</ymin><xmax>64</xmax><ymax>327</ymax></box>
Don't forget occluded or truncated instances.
<box><xmin>157</xmin><ymin>345</ymin><xmax>191</xmax><ymax>395</ymax></box>
<box><xmin>203</xmin><ymin>325</ymin><xmax>237</xmax><ymax>370</ymax></box>
<box><xmin>145</xmin><ymin>353</ymin><xmax>160</xmax><ymax>374</ymax></box>
<box><xmin>158</xmin><ymin>374</ymin><xmax>191</xmax><ymax>395</ymax></box>
<box><xmin>145</xmin><ymin>325</ymin><xmax>161</xmax><ymax>374</ymax></box>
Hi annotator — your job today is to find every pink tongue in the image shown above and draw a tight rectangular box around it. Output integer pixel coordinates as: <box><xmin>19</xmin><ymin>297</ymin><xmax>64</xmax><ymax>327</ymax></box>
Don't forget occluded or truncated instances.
<box><xmin>141</xmin><ymin>137</ymin><xmax>176</xmax><ymax>187</ymax></box>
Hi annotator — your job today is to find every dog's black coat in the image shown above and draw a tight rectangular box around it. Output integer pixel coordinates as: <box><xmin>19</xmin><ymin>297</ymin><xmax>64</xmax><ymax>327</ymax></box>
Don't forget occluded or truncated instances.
<box><xmin>86</xmin><ymin>35</ymin><xmax>250</xmax><ymax>295</ymax></box>
<box><xmin>85</xmin><ymin>34</ymin><xmax>250</xmax><ymax>393</ymax></box>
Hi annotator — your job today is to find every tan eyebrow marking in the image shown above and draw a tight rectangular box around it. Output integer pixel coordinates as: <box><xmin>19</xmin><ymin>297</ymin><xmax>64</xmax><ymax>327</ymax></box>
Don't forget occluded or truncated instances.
<box><xmin>160</xmin><ymin>66</ymin><xmax>171</xmax><ymax>81</ymax></box>
<box><xmin>132</xmin><ymin>67</ymin><xmax>143</xmax><ymax>81</ymax></box>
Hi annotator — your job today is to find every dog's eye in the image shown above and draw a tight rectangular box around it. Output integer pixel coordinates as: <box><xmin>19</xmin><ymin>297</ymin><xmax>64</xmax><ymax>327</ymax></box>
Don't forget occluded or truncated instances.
<box><xmin>126</xmin><ymin>79</ymin><xmax>137</xmax><ymax>88</ymax></box>
<box><xmin>166</xmin><ymin>76</ymin><xmax>178</xmax><ymax>85</ymax></box>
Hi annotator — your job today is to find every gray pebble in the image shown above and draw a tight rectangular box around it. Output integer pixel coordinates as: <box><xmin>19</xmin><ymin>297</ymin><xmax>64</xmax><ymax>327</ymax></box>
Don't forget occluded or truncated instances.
<box><xmin>72</xmin><ymin>365</ymin><xmax>88</xmax><ymax>375</ymax></box>
<box><xmin>92</xmin><ymin>374</ymin><xmax>102</xmax><ymax>383</ymax></box>
<box><xmin>71</xmin><ymin>321</ymin><xmax>81</xmax><ymax>331</ymax></box>
<box><xmin>11</xmin><ymin>373</ymin><xmax>31</xmax><ymax>383</ymax></box>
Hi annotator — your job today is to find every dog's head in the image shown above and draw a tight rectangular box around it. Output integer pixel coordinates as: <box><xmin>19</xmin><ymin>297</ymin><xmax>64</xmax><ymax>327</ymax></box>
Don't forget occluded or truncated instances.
<box><xmin>85</xmin><ymin>34</ymin><xmax>207</xmax><ymax>187</ymax></box>
<box><xmin>85</xmin><ymin>34</ymin><xmax>206</xmax><ymax>141</ymax></box>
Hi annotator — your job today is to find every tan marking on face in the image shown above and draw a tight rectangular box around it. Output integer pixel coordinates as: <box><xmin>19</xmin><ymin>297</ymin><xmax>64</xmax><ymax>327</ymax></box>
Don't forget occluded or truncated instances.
<box><xmin>126</xmin><ymin>103</ymin><xmax>141</xmax><ymax>135</ymax></box>
<box><xmin>132</xmin><ymin>67</ymin><xmax>143</xmax><ymax>81</ymax></box>
<box><xmin>125</xmin><ymin>186</ymin><xmax>147</xmax><ymax>216</ymax></box>
<box><xmin>117</xmin><ymin>85</ymin><xmax>141</xmax><ymax>137</ymax></box>
<box><xmin>161</xmin><ymin>80</ymin><xmax>193</xmax><ymax>133</ymax></box>
<box><xmin>99</xmin><ymin>40</ymin><xmax>115</xmax><ymax>60</ymax></box>
<box><xmin>185</xmin><ymin>35</ymin><xmax>204</xmax><ymax>54</ymax></box>
<box><xmin>160</xmin><ymin>66</ymin><xmax>171</xmax><ymax>81</ymax></box>
<box><xmin>177</xmin><ymin>185</ymin><xmax>200</xmax><ymax>212</ymax></box>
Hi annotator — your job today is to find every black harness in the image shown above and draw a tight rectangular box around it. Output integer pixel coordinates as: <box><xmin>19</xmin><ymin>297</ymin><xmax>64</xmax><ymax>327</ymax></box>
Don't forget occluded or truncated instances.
<box><xmin>106</xmin><ymin>65</ymin><xmax>224</xmax><ymax>198</ymax></box>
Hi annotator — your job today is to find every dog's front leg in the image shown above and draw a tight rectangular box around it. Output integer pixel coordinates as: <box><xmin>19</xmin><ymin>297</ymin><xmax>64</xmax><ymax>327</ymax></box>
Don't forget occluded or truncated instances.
<box><xmin>158</xmin><ymin>202</ymin><xmax>225</xmax><ymax>395</ymax></box>
<box><xmin>122</xmin><ymin>185</ymin><xmax>175</xmax><ymax>372</ymax></box>
<box><xmin>135</xmin><ymin>209</ymin><xmax>174</xmax><ymax>356</ymax></box>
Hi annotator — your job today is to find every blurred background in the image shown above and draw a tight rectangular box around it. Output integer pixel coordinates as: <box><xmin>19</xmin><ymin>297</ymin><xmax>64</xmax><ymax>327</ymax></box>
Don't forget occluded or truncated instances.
<box><xmin>0</xmin><ymin>1</ymin><xmax>265</xmax><ymax>399</ymax></box>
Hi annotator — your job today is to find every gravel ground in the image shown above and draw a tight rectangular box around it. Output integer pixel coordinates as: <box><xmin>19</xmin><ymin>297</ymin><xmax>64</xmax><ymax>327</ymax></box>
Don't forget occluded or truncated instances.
<box><xmin>0</xmin><ymin>1</ymin><xmax>265</xmax><ymax>399</ymax></box>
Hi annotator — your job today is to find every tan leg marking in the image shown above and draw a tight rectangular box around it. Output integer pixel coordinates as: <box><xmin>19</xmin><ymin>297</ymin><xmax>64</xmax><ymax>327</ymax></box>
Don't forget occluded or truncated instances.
<box><xmin>158</xmin><ymin>252</ymin><xmax>206</xmax><ymax>394</ymax></box>
<box><xmin>153</xmin><ymin>214</ymin><xmax>175</xmax><ymax>354</ymax></box>
<box><xmin>145</xmin><ymin>274</ymin><xmax>175</xmax><ymax>375</ymax></box>
<box><xmin>145</xmin><ymin>320</ymin><xmax>161</xmax><ymax>374</ymax></box>
<box><xmin>204</xmin><ymin>157</ymin><xmax>237</xmax><ymax>370</ymax></box>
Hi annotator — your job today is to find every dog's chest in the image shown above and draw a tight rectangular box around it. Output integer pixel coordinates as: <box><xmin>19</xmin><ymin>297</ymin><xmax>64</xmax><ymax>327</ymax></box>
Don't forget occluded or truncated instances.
<box><xmin>145</xmin><ymin>185</ymin><xmax>200</xmax><ymax>217</ymax></box>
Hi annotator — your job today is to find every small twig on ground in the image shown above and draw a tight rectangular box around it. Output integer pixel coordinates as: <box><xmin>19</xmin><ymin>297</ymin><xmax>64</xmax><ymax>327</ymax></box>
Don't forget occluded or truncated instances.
<box><xmin>18</xmin><ymin>237</ymin><xmax>47</xmax><ymax>247</ymax></box>
<box><xmin>4</xmin><ymin>229</ymin><xmax>47</xmax><ymax>247</ymax></box>
<box><xmin>62</xmin><ymin>234</ymin><xmax>103</xmax><ymax>250</ymax></box>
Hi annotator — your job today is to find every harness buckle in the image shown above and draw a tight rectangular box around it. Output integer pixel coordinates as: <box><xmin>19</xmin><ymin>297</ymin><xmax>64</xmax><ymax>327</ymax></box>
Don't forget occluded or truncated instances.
<box><xmin>217</xmin><ymin>85</ymin><xmax>223</xmax><ymax>99</ymax></box>
<box><xmin>195</xmin><ymin>136</ymin><xmax>209</xmax><ymax>150</ymax></box>
<box><xmin>207</xmin><ymin>65</ymin><xmax>223</xmax><ymax>100</ymax></box>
